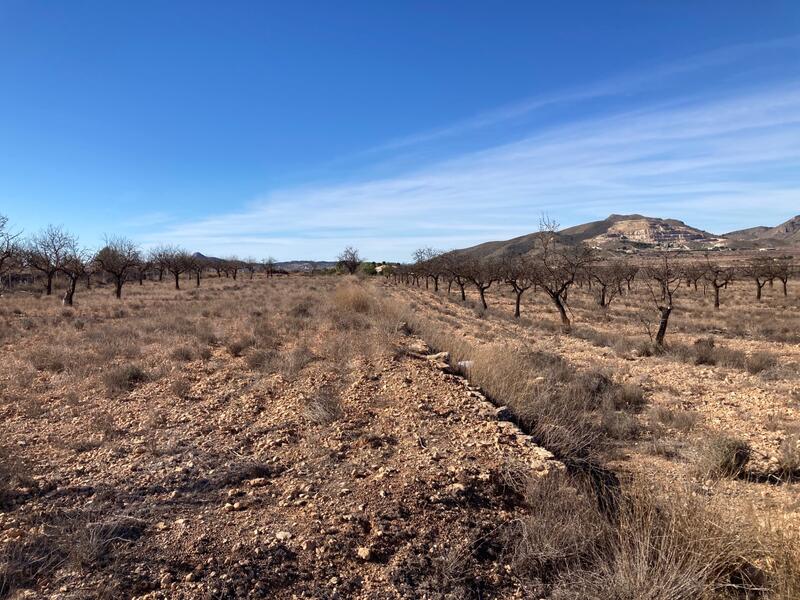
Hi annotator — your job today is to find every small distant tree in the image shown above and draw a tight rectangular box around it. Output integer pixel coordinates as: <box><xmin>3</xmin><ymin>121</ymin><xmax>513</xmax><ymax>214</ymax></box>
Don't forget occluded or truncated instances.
<box><xmin>500</xmin><ymin>254</ymin><xmax>535</xmax><ymax>318</ymax></box>
<box><xmin>741</xmin><ymin>257</ymin><xmax>772</xmax><ymax>301</ymax></box>
<box><xmin>148</xmin><ymin>246</ymin><xmax>171</xmax><ymax>282</ymax></box>
<box><xmin>243</xmin><ymin>257</ymin><xmax>257</xmax><ymax>279</ymax></box>
<box><xmin>771</xmin><ymin>257</ymin><xmax>793</xmax><ymax>297</ymax></box>
<box><xmin>337</xmin><ymin>246</ymin><xmax>362</xmax><ymax>275</ymax></box>
<box><xmin>441</xmin><ymin>252</ymin><xmax>469</xmax><ymax>301</ymax></box>
<box><xmin>25</xmin><ymin>225</ymin><xmax>72</xmax><ymax>295</ymax></box>
<box><xmin>413</xmin><ymin>247</ymin><xmax>443</xmax><ymax>291</ymax></box>
<box><xmin>642</xmin><ymin>252</ymin><xmax>682</xmax><ymax>347</ymax></box>
<box><xmin>59</xmin><ymin>239</ymin><xmax>91</xmax><ymax>306</ymax></box>
<box><xmin>164</xmin><ymin>247</ymin><xmax>193</xmax><ymax>290</ymax></box>
<box><xmin>0</xmin><ymin>214</ymin><xmax>21</xmax><ymax>280</ymax></box>
<box><xmin>223</xmin><ymin>257</ymin><xmax>241</xmax><ymax>280</ymax></box>
<box><xmin>590</xmin><ymin>260</ymin><xmax>626</xmax><ymax>308</ymax></box>
<box><xmin>461</xmin><ymin>256</ymin><xmax>498</xmax><ymax>310</ymax></box>
<box><xmin>94</xmin><ymin>237</ymin><xmax>140</xmax><ymax>299</ymax></box>
<box><xmin>262</xmin><ymin>256</ymin><xmax>276</xmax><ymax>278</ymax></box>
<box><xmin>530</xmin><ymin>217</ymin><xmax>595</xmax><ymax>332</ymax></box>
<box><xmin>703</xmin><ymin>255</ymin><xmax>735</xmax><ymax>309</ymax></box>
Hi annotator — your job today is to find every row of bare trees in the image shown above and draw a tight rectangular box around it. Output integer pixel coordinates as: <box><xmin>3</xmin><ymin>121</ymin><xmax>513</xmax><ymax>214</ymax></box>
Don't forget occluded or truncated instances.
<box><xmin>0</xmin><ymin>216</ymin><xmax>285</xmax><ymax>304</ymax></box>
<box><xmin>395</xmin><ymin>222</ymin><xmax>795</xmax><ymax>348</ymax></box>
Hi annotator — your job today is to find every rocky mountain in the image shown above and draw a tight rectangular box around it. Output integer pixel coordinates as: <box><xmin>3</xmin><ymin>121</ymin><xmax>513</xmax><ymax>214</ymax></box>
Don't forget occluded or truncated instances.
<box><xmin>725</xmin><ymin>215</ymin><xmax>800</xmax><ymax>245</ymax></box>
<box><xmin>453</xmin><ymin>214</ymin><xmax>728</xmax><ymax>259</ymax></box>
<box><xmin>560</xmin><ymin>214</ymin><xmax>724</xmax><ymax>249</ymax></box>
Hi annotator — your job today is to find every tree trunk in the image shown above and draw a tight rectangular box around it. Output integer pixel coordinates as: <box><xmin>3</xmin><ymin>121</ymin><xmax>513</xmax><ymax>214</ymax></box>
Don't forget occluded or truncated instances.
<box><xmin>655</xmin><ymin>306</ymin><xmax>672</xmax><ymax>346</ymax></box>
<box><xmin>598</xmin><ymin>284</ymin><xmax>607</xmax><ymax>307</ymax></box>
<box><xmin>86</xmin><ymin>273</ymin><xmax>92</xmax><ymax>289</ymax></box>
<box><xmin>714</xmin><ymin>285</ymin><xmax>720</xmax><ymax>309</ymax></box>
<box><xmin>62</xmin><ymin>278</ymin><xmax>77</xmax><ymax>306</ymax></box>
<box><xmin>458</xmin><ymin>282</ymin><xmax>466</xmax><ymax>301</ymax></box>
<box><xmin>158</xmin><ymin>268</ymin><xmax>164</xmax><ymax>282</ymax></box>
<box><xmin>550</xmin><ymin>293</ymin><xmax>570</xmax><ymax>332</ymax></box>
<box><xmin>514</xmin><ymin>290</ymin><xmax>522</xmax><ymax>318</ymax></box>
<box><xmin>196</xmin><ymin>271</ymin><xmax>201</xmax><ymax>287</ymax></box>
<box><xmin>174</xmin><ymin>272</ymin><xmax>180</xmax><ymax>290</ymax></box>
<box><xmin>782</xmin><ymin>280</ymin><xmax>788</xmax><ymax>296</ymax></box>
<box><xmin>478</xmin><ymin>287</ymin><xmax>488</xmax><ymax>310</ymax></box>
<box><xmin>45</xmin><ymin>273</ymin><xmax>53</xmax><ymax>296</ymax></box>
<box><xmin>114</xmin><ymin>278</ymin><xmax>123</xmax><ymax>299</ymax></box>
<box><xmin>756</xmin><ymin>281</ymin><xmax>763</xmax><ymax>300</ymax></box>
<box><xmin>433</xmin><ymin>276</ymin><xmax>439</xmax><ymax>292</ymax></box>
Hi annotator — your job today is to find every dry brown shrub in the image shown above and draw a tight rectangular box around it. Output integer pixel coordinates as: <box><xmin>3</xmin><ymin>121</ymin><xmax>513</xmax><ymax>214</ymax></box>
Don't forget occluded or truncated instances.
<box><xmin>696</xmin><ymin>434</ymin><xmax>751</xmax><ymax>478</ymax></box>
<box><xmin>102</xmin><ymin>363</ymin><xmax>147</xmax><ymax>394</ymax></box>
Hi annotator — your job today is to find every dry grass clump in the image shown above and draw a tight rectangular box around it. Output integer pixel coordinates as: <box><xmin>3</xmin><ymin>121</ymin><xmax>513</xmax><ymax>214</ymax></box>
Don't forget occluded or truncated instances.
<box><xmin>332</xmin><ymin>283</ymin><xmax>374</xmax><ymax>315</ymax></box>
<box><xmin>170</xmin><ymin>344</ymin><xmax>196</xmax><ymax>362</ymax></box>
<box><xmin>745</xmin><ymin>351</ymin><xmax>778</xmax><ymax>375</ymax></box>
<box><xmin>169</xmin><ymin>377</ymin><xmax>192</xmax><ymax>399</ymax></box>
<box><xmin>0</xmin><ymin>511</ymin><xmax>143</xmax><ymax>598</ymax></box>
<box><xmin>102</xmin><ymin>363</ymin><xmax>148</xmax><ymax>394</ymax></box>
<box><xmin>302</xmin><ymin>387</ymin><xmax>342</xmax><ymax>425</ymax></box>
<box><xmin>777</xmin><ymin>435</ymin><xmax>800</xmax><ymax>481</ymax></box>
<box><xmin>245</xmin><ymin>348</ymin><xmax>277</xmax><ymax>370</ymax></box>
<box><xmin>669</xmin><ymin>337</ymin><xmax>778</xmax><ymax>375</ymax></box>
<box><xmin>696</xmin><ymin>434</ymin><xmax>751</xmax><ymax>479</ymax></box>
<box><xmin>551</xmin><ymin>486</ymin><xmax>761</xmax><ymax>600</ymax></box>
<box><xmin>510</xmin><ymin>472</ymin><xmax>767</xmax><ymax>599</ymax></box>
<box><xmin>225</xmin><ymin>334</ymin><xmax>255</xmax><ymax>357</ymax></box>
<box><xmin>648</xmin><ymin>405</ymin><xmax>699</xmax><ymax>432</ymax></box>
<box><xmin>26</xmin><ymin>346</ymin><xmax>67</xmax><ymax>373</ymax></box>
<box><xmin>0</xmin><ymin>445</ymin><xmax>32</xmax><ymax>508</ymax></box>
<box><xmin>510</xmin><ymin>470</ymin><xmax>609</xmax><ymax>580</ymax></box>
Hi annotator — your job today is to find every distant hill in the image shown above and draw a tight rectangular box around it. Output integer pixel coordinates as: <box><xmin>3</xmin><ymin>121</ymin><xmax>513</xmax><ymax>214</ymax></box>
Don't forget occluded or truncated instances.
<box><xmin>191</xmin><ymin>253</ymin><xmax>336</xmax><ymax>272</ymax></box>
<box><xmin>725</xmin><ymin>215</ymin><xmax>800</xmax><ymax>245</ymax></box>
<box><xmin>452</xmin><ymin>214</ymin><xmax>728</xmax><ymax>259</ymax></box>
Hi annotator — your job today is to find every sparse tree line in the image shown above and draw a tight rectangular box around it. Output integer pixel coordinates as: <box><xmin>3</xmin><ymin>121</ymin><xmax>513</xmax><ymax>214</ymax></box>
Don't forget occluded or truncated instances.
<box><xmin>0</xmin><ymin>215</ymin><xmax>289</xmax><ymax>304</ymax></box>
<box><xmin>391</xmin><ymin>221</ymin><xmax>796</xmax><ymax>348</ymax></box>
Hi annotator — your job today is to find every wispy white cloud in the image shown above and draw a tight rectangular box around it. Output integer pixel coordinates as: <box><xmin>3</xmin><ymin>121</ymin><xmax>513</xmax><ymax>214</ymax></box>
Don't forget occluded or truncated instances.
<box><xmin>145</xmin><ymin>40</ymin><xmax>800</xmax><ymax>261</ymax></box>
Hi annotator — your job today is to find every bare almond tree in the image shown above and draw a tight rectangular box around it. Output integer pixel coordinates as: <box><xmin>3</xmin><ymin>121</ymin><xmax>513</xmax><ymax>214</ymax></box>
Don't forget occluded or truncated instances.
<box><xmin>771</xmin><ymin>257</ymin><xmax>793</xmax><ymax>297</ymax></box>
<box><xmin>337</xmin><ymin>246</ymin><xmax>362</xmax><ymax>275</ymax></box>
<box><xmin>0</xmin><ymin>215</ymin><xmax>21</xmax><ymax>287</ymax></box>
<box><xmin>59</xmin><ymin>237</ymin><xmax>91</xmax><ymax>306</ymax></box>
<box><xmin>262</xmin><ymin>256</ymin><xmax>276</xmax><ymax>278</ymax></box>
<box><xmin>590</xmin><ymin>261</ymin><xmax>625</xmax><ymax>308</ymax></box>
<box><xmin>94</xmin><ymin>237</ymin><xmax>140</xmax><ymax>299</ymax></box>
<box><xmin>148</xmin><ymin>245</ymin><xmax>171</xmax><ymax>282</ymax></box>
<box><xmin>500</xmin><ymin>254</ymin><xmax>535</xmax><ymax>318</ymax></box>
<box><xmin>530</xmin><ymin>218</ymin><xmax>595</xmax><ymax>332</ymax></box>
<box><xmin>741</xmin><ymin>257</ymin><xmax>772</xmax><ymax>301</ymax></box>
<box><xmin>164</xmin><ymin>247</ymin><xmax>193</xmax><ymax>290</ymax></box>
<box><xmin>703</xmin><ymin>255</ymin><xmax>735</xmax><ymax>309</ymax></box>
<box><xmin>461</xmin><ymin>257</ymin><xmax>499</xmax><ymax>310</ymax></box>
<box><xmin>642</xmin><ymin>252</ymin><xmax>682</xmax><ymax>347</ymax></box>
<box><xmin>25</xmin><ymin>225</ymin><xmax>72</xmax><ymax>295</ymax></box>
<box><xmin>413</xmin><ymin>247</ymin><xmax>443</xmax><ymax>291</ymax></box>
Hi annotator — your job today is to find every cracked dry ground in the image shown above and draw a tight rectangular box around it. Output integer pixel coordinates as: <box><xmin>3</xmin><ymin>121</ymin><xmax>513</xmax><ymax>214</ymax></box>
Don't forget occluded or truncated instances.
<box><xmin>1</xmin><ymin>277</ymin><xmax>558</xmax><ymax>599</ymax></box>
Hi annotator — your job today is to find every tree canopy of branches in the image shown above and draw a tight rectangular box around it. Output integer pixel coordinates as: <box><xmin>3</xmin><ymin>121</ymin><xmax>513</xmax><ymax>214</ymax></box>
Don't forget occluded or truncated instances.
<box><xmin>163</xmin><ymin>247</ymin><xmax>194</xmax><ymax>290</ymax></box>
<box><xmin>94</xmin><ymin>237</ymin><xmax>140</xmax><ymax>299</ymax></box>
<box><xmin>338</xmin><ymin>246</ymin><xmax>362</xmax><ymax>275</ymax></box>
<box><xmin>529</xmin><ymin>219</ymin><xmax>596</xmax><ymax>332</ymax></box>
<box><xmin>703</xmin><ymin>255</ymin><xmax>735</xmax><ymax>309</ymax></box>
<box><xmin>59</xmin><ymin>235</ymin><xmax>91</xmax><ymax>306</ymax></box>
<box><xmin>0</xmin><ymin>214</ymin><xmax>20</xmax><ymax>280</ymax></box>
<box><xmin>25</xmin><ymin>225</ymin><xmax>73</xmax><ymax>295</ymax></box>
<box><xmin>500</xmin><ymin>254</ymin><xmax>536</xmax><ymax>318</ymax></box>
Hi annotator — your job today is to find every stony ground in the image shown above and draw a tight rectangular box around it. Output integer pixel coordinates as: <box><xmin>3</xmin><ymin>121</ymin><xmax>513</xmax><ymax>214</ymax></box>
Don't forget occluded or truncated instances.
<box><xmin>385</xmin><ymin>277</ymin><xmax>800</xmax><ymax>539</ymax></box>
<box><xmin>1</xmin><ymin>276</ymin><xmax>561</xmax><ymax>599</ymax></box>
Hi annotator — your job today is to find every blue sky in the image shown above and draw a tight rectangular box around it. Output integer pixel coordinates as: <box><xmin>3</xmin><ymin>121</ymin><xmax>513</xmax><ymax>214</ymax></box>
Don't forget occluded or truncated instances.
<box><xmin>1</xmin><ymin>1</ymin><xmax>799</xmax><ymax>261</ymax></box>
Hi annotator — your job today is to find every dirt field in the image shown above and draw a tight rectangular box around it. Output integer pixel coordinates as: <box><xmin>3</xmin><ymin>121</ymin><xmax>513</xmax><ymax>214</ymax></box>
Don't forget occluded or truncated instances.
<box><xmin>1</xmin><ymin>273</ymin><xmax>799</xmax><ymax>598</ymax></box>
